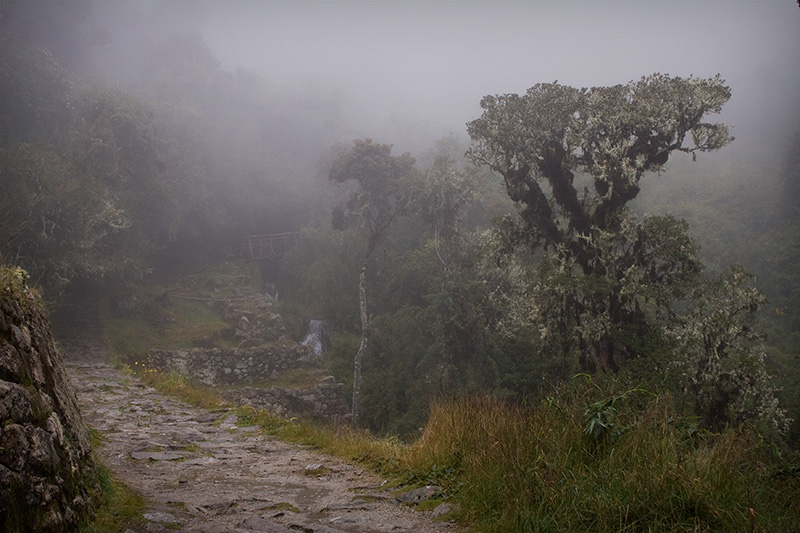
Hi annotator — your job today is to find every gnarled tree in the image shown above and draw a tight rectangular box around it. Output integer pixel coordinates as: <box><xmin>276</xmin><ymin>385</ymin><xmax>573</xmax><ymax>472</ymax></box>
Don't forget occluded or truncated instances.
<box><xmin>467</xmin><ymin>74</ymin><xmax>733</xmax><ymax>372</ymax></box>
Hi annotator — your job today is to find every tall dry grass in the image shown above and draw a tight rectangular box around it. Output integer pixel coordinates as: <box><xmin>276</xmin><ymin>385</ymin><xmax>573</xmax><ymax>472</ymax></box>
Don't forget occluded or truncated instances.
<box><xmin>405</xmin><ymin>384</ymin><xmax>799</xmax><ymax>532</ymax></box>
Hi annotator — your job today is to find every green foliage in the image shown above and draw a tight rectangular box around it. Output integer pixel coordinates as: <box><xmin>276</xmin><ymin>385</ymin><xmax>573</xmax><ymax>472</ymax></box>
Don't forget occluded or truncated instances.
<box><xmin>101</xmin><ymin>285</ymin><xmax>232</xmax><ymax>359</ymax></box>
<box><xmin>669</xmin><ymin>265</ymin><xmax>790</xmax><ymax>435</ymax></box>
<box><xmin>345</xmin><ymin>239</ymin><xmax>546</xmax><ymax>436</ymax></box>
<box><xmin>282</xmin><ymin>148</ymin><xmax>542</xmax><ymax>436</ymax></box>
<box><xmin>322</xmin><ymin>332</ymin><xmax>361</xmax><ymax>393</ymax></box>
<box><xmin>327</xmin><ymin>138</ymin><xmax>420</xmax><ymax>427</ymax></box>
<box><xmin>279</xmin><ymin>228</ymin><xmax>362</xmax><ymax>331</ymax></box>
<box><xmin>780</xmin><ymin>131</ymin><xmax>799</xmax><ymax>213</ymax></box>
<box><xmin>72</xmin><ymin>85</ymin><xmax>181</xmax><ymax>241</ymax></box>
<box><xmin>0</xmin><ymin>267</ymin><xmax>37</xmax><ymax>308</ymax></box>
<box><xmin>329</xmin><ymin>138</ymin><xmax>418</xmax><ymax>239</ymax></box>
<box><xmin>416</xmin><ymin>153</ymin><xmax>483</xmax><ymax>246</ymax></box>
<box><xmin>79</xmin><ymin>461</ymin><xmax>146</xmax><ymax>533</ymax></box>
<box><xmin>633</xmin><ymin>144</ymin><xmax>800</xmax><ymax>444</ymax></box>
<box><xmin>582</xmin><ymin>385</ymin><xmax>647</xmax><ymax>446</ymax></box>
<box><xmin>479</xmin><ymin>206</ymin><xmax>785</xmax><ymax>435</ymax></box>
<box><xmin>0</xmin><ymin>34</ymin><xmax>76</xmax><ymax>146</ymax></box>
<box><xmin>462</xmin><ymin>74</ymin><xmax>788</xmax><ymax>438</ymax></box>
<box><xmin>478</xmin><ymin>212</ymin><xmax>701</xmax><ymax>372</ymax></box>
<box><xmin>362</xmin><ymin>306</ymin><xmax>438</xmax><ymax>436</ymax></box>
<box><xmin>467</xmin><ymin>74</ymin><xmax>732</xmax><ymax>246</ymax></box>
<box><xmin>0</xmin><ymin>75</ymin><xmax>179</xmax><ymax>294</ymax></box>
<box><xmin>2</xmin><ymin>22</ymin><xmax>320</xmax><ymax>296</ymax></box>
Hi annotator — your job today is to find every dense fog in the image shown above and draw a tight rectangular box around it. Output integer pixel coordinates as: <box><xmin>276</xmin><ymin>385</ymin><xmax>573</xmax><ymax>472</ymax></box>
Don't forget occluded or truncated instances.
<box><xmin>6</xmin><ymin>0</ymin><xmax>798</xmax><ymax>156</ymax></box>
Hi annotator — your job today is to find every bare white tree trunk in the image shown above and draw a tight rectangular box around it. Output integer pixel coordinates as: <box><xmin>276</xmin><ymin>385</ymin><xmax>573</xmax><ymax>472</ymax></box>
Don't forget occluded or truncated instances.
<box><xmin>351</xmin><ymin>256</ymin><xmax>370</xmax><ymax>428</ymax></box>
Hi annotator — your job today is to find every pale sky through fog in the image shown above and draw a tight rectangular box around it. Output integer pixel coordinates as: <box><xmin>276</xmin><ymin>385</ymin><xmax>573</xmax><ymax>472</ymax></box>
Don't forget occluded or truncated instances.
<box><xmin>88</xmin><ymin>0</ymin><xmax>798</xmax><ymax>153</ymax></box>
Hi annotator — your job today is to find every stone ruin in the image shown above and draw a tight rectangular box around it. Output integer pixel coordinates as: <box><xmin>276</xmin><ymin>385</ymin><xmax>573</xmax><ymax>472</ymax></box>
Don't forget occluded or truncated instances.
<box><xmin>145</xmin><ymin>346</ymin><xmax>349</xmax><ymax>422</ymax></box>
<box><xmin>146</xmin><ymin>344</ymin><xmax>316</xmax><ymax>387</ymax></box>
<box><xmin>141</xmin><ymin>273</ymin><xmax>349</xmax><ymax>423</ymax></box>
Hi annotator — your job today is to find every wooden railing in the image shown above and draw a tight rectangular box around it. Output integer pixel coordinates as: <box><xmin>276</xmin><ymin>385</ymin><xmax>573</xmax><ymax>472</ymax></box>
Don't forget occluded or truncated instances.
<box><xmin>241</xmin><ymin>232</ymin><xmax>300</xmax><ymax>260</ymax></box>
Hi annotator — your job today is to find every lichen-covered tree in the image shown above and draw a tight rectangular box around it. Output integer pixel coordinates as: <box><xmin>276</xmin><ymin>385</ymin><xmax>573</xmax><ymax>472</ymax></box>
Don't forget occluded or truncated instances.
<box><xmin>329</xmin><ymin>139</ymin><xmax>417</xmax><ymax>426</ymax></box>
<box><xmin>669</xmin><ymin>265</ymin><xmax>789</xmax><ymax>434</ymax></box>
<box><xmin>467</xmin><ymin>74</ymin><xmax>733</xmax><ymax>372</ymax></box>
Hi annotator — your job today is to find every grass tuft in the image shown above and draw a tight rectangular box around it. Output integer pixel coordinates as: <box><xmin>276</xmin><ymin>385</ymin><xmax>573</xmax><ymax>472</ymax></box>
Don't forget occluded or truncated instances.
<box><xmin>126</xmin><ymin>363</ymin><xmax>229</xmax><ymax>411</ymax></box>
<box><xmin>80</xmin><ymin>462</ymin><xmax>146</xmax><ymax>533</ymax></box>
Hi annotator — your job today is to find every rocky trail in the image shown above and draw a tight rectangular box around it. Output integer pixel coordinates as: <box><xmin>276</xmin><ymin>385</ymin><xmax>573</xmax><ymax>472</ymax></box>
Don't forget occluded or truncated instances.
<box><xmin>60</xmin><ymin>335</ymin><xmax>460</xmax><ymax>532</ymax></box>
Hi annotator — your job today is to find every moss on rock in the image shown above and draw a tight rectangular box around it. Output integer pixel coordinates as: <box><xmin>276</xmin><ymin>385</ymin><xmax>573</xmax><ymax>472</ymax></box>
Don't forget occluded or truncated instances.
<box><xmin>1</xmin><ymin>266</ymin><xmax>100</xmax><ymax>532</ymax></box>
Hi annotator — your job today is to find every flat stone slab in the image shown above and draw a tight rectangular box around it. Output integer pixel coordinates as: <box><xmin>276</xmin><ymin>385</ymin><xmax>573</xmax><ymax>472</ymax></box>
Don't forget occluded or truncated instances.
<box><xmin>184</xmin><ymin>456</ymin><xmax>218</xmax><ymax>465</ymax></box>
<box><xmin>130</xmin><ymin>451</ymin><xmax>188</xmax><ymax>461</ymax></box>
<box><xmin>397</xmin><ymin>485</ymin><xmax>444</xmax><ymax>504</ymax></box>
<box><xmin>144</xmin><ymin>510</ymin><xmax>180</xmax><ymax>524</ymax></box>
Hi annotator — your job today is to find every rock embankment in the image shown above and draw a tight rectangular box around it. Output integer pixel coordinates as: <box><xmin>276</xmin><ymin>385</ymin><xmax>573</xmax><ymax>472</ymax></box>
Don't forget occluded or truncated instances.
<box><xmin>0</xmin><ymin>268</ymin><xmax>99</xmax><ymax>532</ymax></box>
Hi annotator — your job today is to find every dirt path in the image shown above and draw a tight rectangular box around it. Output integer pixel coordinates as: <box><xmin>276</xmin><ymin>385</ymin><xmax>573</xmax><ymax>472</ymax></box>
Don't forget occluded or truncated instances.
<box><xmin>63</xmin><ymin>340</ymin><xmax>460</xmax><ymax>532</ymax></box>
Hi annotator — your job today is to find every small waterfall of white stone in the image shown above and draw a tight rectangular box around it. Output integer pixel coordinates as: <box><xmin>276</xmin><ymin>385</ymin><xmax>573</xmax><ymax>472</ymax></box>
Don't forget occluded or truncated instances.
<box><xmin>264</xmin><ymin>281</ymin><xmax>279</xmax><ymax>301</ymax></box>
<box><xmin>300</xmin><ymin>319</ymin><xmax>325</xmax><ymax>357</ymax></box>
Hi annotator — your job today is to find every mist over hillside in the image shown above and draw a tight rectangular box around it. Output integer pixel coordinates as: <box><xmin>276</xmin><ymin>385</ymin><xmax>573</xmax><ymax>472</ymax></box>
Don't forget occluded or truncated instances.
<box><xmin>3</xmin><ymin>6</ymin><xmax>800</xmax><ymax>530</ymax></box>
<box><xmin>5</xmin><ymin>1</ymin><xmax>798</xmax><ymax>154</ymax></box>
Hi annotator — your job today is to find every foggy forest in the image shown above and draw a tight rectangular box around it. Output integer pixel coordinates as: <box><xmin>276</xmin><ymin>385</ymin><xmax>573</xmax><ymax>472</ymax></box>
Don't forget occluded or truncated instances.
<box><xmin>1</xmin><ymin>1</ymin><xmax>799</xmax><ymax>531</ymax></box>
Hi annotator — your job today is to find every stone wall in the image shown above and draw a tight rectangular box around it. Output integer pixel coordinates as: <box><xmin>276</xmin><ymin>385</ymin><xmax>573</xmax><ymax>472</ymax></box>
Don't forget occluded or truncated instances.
<box><xmin>0</xmin><ymin>268</ymin><xmax>98</xmax><ymax>532</ymax></box>
<box><xmin>221</xmin><ymin>376</ymin><xmax>350</xmax><ymax>422</ymax></box>
<box><xmin>145</xmin><ymin>344</ymin><xmax>350</xmax><ymax>423</ymax></box>
<box><xmin>146</xmin><ymin>342</ymin><xmax>317</xmax><ymax>386</ymax></box>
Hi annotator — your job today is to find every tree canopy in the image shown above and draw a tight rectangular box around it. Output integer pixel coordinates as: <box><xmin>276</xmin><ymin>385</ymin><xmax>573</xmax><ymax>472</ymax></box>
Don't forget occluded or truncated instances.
<box><xmin>467</xmin><ymin>75</ymin><xmax>733</xmax><ymax>372</ymax></box>
<box><xmin>467</xmin><ymin>74</ymin><xmax>733</xmax><ymax>260</ymax></box>
<box><xmin>329</xmin><ymin>139</ymin><xmax>417</xmax><ymax>241</ymax></box>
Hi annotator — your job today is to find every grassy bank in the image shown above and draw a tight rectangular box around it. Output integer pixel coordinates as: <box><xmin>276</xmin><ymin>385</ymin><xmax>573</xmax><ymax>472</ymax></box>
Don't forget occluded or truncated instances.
<box><xmin>128</xmin><ymin>364</ymin><xmax>799</xmax><ymax>532</ymax></box>
<box><xmin>412</xmin><ymin>388</ymin><xmax>799</xmax><ymax>532</ymax></box>
<box><xmin>80</xmin><ymin>463</ymin><xmax>147</xmax><ymax>533</ymax></box>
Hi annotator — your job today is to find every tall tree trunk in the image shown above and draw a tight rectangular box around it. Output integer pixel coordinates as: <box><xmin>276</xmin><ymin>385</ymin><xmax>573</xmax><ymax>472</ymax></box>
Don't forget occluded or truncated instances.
<box><xmin>351</xmin><ymin>254</ymin><xmax>370</xmax><ymax>428</ymax></box>
<box><xmin>597</xmin><ymin>334</ymin><xmax>617</xmax><ymax>372</ymax></box>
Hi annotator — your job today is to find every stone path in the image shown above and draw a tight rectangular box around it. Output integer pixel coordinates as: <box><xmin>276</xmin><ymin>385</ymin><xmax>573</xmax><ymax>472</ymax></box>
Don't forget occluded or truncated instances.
<box><xmin>64</xmin><ymin>353</ymin><xmax>459</xmax><ymax>532</ymax></box>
